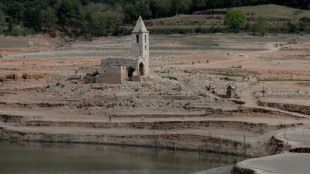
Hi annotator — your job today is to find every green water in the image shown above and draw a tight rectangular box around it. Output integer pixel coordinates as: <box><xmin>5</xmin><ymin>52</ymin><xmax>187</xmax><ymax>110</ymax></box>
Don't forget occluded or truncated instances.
<box><xmin>0</xmin><ymin>141</ymin><xmax>242</xmax><ymax>174</ymax></box>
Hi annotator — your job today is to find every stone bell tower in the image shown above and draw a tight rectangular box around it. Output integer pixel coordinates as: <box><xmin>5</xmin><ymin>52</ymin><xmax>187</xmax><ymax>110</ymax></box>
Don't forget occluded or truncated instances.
<box><xmin>131</xmin><ymin>16</ymin><xmax>149</xmax><ymax>76</ymax></box>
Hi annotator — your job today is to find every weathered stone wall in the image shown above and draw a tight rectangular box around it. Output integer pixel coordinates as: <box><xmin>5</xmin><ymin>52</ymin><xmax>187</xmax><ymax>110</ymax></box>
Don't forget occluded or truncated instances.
<box><xmin>96</xmin><ymin>66</ymin><xmax>127</xmax><ymax>84</ymax></box>
<box><xmin>101</xmin><ymin>58</ymin><xmax>136</xmax><ymax>71</ymax></box>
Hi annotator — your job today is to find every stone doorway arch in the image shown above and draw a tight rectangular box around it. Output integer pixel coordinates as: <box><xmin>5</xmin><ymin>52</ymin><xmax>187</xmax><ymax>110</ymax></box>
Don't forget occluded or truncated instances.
<box><xmin>139</xmin><ymin>63</ymin><xmax>144</xmax><ymax>76</ymax></box>
<box><xmin>128</xmin><ymin>67</ymin><xmax>135</xmax><ymax>80</ymax></box>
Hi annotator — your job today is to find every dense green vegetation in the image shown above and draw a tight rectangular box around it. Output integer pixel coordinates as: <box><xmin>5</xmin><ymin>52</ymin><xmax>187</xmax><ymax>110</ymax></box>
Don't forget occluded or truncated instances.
<box><xmin>0</xmin><ymin>0</ymin><xmax>309</xmax><ymax>37</ymax></box>
<box><xmin>224</xmin><ymin>9</ymin><xmax>248</xmax><ymax>32</ymax></box>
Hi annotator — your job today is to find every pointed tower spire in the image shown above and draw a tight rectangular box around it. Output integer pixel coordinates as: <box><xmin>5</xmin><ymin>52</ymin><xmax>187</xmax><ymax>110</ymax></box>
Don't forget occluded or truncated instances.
<box><xmin>131</xmin><ymin>16</ymin><xmax>150</xmax><ymax>76</ymax></box>
<box><xmin>133</xmin><ymin>16</ymin><xmax>148</xmax><ymax>33</ymax></box>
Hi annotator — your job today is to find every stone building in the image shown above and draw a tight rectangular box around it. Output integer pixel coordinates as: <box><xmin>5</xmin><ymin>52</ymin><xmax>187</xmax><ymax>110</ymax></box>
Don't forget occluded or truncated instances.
<box><xmin>98</xmin><ymin>16</ymin><xmax>149</xmax><ymax>84</ymax></box>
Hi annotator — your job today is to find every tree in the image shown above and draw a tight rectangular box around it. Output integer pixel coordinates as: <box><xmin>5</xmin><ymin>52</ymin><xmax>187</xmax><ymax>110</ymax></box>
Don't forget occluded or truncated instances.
<box><xmin>81</xmin><ymin>0</ymin><xmax>90</xmax><ymax>6</ymax></box>
<box><xmin>90</xmin><ymin>10</ymin><xmax>123</xmax><ymax>36</ymax></box>
<box><xmin>135</xmin><ymin>0</ymin><xmax>152</xmax><ymax>19</ymax></box>
<box><xmin>287</xmin><ymin>22</ymin><xmax>297</xmax><ymax>33</ymax></box>
<box><xmin>41</xmin><ymin>7</ymin><xmax>58</xmax><ymax>32</ymax></box>
<box><xmin>208</xmin><ymin>0</ymin><xmax>222</xmax><ymax>10</ymax></box>
<box><xmin>74</xmin><ymin>5</ymin><xmax>92</xmax><ymax>35</ymax></box>
<box><xmin>171</xmin><ymin>0</ymin><xmax>192</xmax><ymax>15</ymax></box>
<box><xmin>300</xmin><ymin>0</ymin><xmax>310</xmax><ymax>9</ymax></box>
<box><xmin>24</xmin><ymin>7</ymin><xmax>42</xmax><ymax>32</ymax></box>
<box><xmin>8</xmin><ymin>2</ymin><xmax>24</xmax><ymax>24</ymax></box>
<box><xmin>151</xmin><ymin>0</ymin><xmax>172</xmax><ymax>18</ymax></box>
<box><xmin>296</xmin><ymin>20</ymin><xmax>306</xmax><ymax>31</ymax></box>
<box><xmin>58</xmin><ymin>0</ymin><xmax>75</xmax><ymax>31</ymax></box>
<box><xmin>224</xmin><ymin>9</ymin><xmax>248</xmax><ymax>32</ymax></box>
<box><xmin>102</xmin><ymin>10</ymin><xmax>123</xmax><ymax>33</ymax></box>
<box><xmin>0</xmin><ymin>9</ymin><xmax>7</xmax><ymax>33</ymax></box>
<box><xmin>252</xmin><ymin>16</ymin><xmax>267</xmax><ymax>36</ymax></box>
<box><xmin>124</xmin><ymin>4</ymin><xmax>138</xmax><ymax>24</ymax></box>
<box><xmin>289</xmin><ymin>9</ymin><xmax>306</xmax><ymax>33</ymax></box>
<box><xmin>191</xmin><ymin>0</ymin><xmax>208</xmax><ymax>11</ymax></box>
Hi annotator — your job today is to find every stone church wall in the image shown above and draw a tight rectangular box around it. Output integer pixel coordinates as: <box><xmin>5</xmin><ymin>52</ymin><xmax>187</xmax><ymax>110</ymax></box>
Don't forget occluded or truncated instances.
<box><xmin>96</xmin><ymin>66</ymin><xmax>127</xmax><ymax>84</ymax></box>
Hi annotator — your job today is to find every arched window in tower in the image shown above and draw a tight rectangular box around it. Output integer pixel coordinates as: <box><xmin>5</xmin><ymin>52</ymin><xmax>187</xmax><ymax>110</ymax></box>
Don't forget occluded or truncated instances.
<box><xmin>145</xmin><ymin>35</ymin><xmax>147</xmax><ymax>43</ymax></box>
<box><xmin>136</xmin><ymin>35</ymin><xmax>139</xmax><ymax>43</ymax></box>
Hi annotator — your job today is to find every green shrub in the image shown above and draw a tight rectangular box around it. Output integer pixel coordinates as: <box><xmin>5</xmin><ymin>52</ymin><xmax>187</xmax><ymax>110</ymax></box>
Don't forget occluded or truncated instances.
<box><xmin>179</xmin><ymin>28</ymin><xmax>187</xmax><ymax>34</ymax></box>
<box><xmin>162</xmin><ymin>76</ymin><xmax>178</xmax><ymax>81</ymax></box>
<box><xmin>224</xmin><ymin>9</ymin><xmax>248</xmax><ymax>32</ymax></box>
<box><xmin>296</xmin><ymin>21</ymin><xmax>306</xmax><ymax>31</ymax></box>
<box><xmin>216</xmin><ymin>73</ymin><xmax>242</xmax><ymax>77</ymax></box>
<box><xmin>288</xmin><ymin>22</ymin><xmax>297</xmax><ymax>33</ymax></box>
<box><xmin>11</xmin><ymin>29</ymin><xmax>20</xmax><ymax>36</ymax></box>
<box><xmin>220</xmin><ymin>77</ymin><xmax>235</xmax><ymax>81</ymax></box>
<box><xmin>252</xmin><ymin>17</ymin><xmax>268</xmax><ymax>36</ymax></box>
<box><xmin>50</xmin><ymin>31</ymin><xmax>56</xmax><ymax>38</ymax></box>
<box><xmin>85</xmin><ymin>71</ymin><xmax>100</xmax><ymax>78</ymax></box>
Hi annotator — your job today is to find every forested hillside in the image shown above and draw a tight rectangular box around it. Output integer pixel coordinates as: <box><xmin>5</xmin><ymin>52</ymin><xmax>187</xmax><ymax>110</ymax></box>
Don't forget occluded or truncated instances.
<box><xmin>0</xmin><ymin>0</ymin><xmax>309</xmax><ymax>37</ymax></box>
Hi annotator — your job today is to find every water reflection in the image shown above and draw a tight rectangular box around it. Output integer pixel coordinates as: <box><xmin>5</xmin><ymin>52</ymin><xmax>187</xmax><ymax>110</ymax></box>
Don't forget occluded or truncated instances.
<box><xmin>0</xmin><ymin>141</ymin><xmax>243</xmax><ymax>174</ymax></box>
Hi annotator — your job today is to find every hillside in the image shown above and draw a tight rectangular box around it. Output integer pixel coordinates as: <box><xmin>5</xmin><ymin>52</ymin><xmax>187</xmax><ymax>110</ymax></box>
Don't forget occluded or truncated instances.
<box><xmin>234</xmin><ymin>4</ymin><xmax>310</xmax><ymax>19</ymax></box>
<box><xmin>0</xmin><ymin>0</ymin><xmax>309</xmax><ymax>37</ymax></box>
<box><xmin>123</xmin><ymin>4</ymin><xmax>310</xmax><ymax>35</ymax></box>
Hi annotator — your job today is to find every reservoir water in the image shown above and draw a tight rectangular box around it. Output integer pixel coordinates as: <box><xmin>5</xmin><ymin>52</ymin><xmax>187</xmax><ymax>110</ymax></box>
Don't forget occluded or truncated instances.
<box><xmin>0</xmin><ymin>141</ymin><xmax>242</xmax><ymax>174</ymax></box>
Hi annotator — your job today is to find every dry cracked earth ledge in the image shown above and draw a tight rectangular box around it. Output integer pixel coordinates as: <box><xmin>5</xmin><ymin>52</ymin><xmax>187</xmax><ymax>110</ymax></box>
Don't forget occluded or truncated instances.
<box><xmin>0</xmin><ymin>33</ymin><xmax>310</xmax><ymax>174</ymax></box>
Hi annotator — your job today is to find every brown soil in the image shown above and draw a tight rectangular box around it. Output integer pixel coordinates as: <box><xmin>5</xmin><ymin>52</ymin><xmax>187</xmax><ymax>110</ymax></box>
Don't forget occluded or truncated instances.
<box><xmin>287</xmin><ymin>53</ymin><xmax>310</xmax><ymax>57</ymax></box>
<box><xmin>284</xmin><ymin>45</ymin><xmax>310</xmax><ymax>50</ymax></box>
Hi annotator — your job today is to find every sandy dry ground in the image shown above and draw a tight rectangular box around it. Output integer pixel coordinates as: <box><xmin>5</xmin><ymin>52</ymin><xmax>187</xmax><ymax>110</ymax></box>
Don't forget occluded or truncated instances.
<box><xmin>0</xmin><ymin>34</ymin><xmax>310</xmax><ymax>167</ymax></box>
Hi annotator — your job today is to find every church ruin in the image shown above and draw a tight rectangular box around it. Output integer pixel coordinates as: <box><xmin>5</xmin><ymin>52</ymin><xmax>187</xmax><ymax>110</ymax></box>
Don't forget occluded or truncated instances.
<box><xmin>97</xmin><ymin>16</ymin><xmax>149</xmax><ymax>84</ymax></box>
